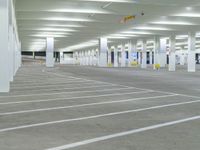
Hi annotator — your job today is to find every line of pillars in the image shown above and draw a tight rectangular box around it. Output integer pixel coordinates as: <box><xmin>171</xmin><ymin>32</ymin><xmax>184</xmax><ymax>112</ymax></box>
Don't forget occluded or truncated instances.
<box><xmin>72</xmin><ymin>34</ymin><xmax>197</xmax><ymax>72</ymax></box>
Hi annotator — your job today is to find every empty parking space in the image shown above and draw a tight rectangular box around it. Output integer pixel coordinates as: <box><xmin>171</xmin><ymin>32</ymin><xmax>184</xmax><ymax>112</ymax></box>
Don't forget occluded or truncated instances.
<box><xmin>0</xmin><ymin>65</ymin><xmax>200</xmax><ymax>150</ymax></box>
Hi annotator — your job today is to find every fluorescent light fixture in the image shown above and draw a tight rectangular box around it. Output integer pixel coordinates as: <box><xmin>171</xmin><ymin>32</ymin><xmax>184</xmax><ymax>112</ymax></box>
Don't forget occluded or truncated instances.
<box><xmin>121</xmin><ymin>31</ymin><xmax>152</xmax><ymax>34</ymax></box>
<box><xmin>49</xmin><ymin>9</ymin><xmax>110</xmax><ymax>14</ymax></box>
<box><xmin>29</xmin><ymin>34</ymin><xmax>67</xmax><ymax>38</ymax></box>
<box><xmin>173</xmin><ymin>13</ymin><xmax>200</xmax><ymax>17</ymax></box>
<box><xmin>80</xmin><ymin>0</ymin><xmax>131</xmax><ymax>2</ymax></box>
<box><xmin>23</xmin><ymin>28</ymin><xmax>77</xmax><ymax>32</ymax></box>
<box><xmin>176</xmin><ymin>35</ymin><xmax>188</xmax><ymax>39</ymax></box>
<box><xmin>151</xmin><ymin>21</ymin><xmax>195</xmax><ymax>25</ymax></box>
<box><xmin>32</xmin><ymin>32</ymin><xmax>72</xmax><ymax>35</ymax></box>
<box><xmin>133</xmin><ymin>26</ymin><xmax>171</xmax><ymax>30</ymax></box>
<box><xmin>106</xmin><ymin>36</ymin><xmax>129</xmax><ymax>39</ymax></box>
<box><xmin>65</xmin><ymin>40</ymin><xmax>98</xmax><ymax>51</ymax></box>
<box><xmin>110</xmin><ymin>34</ymin><xmax>137</xmax><ymax>37</ymax></box>
<box><xmin>186</xmin><ymin>7</ymin><xmax>193</xmax><ymax>11</ymax></box>
<box><xmin>44</xmin><ymin>24</ymin><xmax>85</xmax><ymax>28</ymax></box>
<box><xmin>43</xmin><ymin>17</ymin><xmax>93</xmax><ymax>22</ymax></box>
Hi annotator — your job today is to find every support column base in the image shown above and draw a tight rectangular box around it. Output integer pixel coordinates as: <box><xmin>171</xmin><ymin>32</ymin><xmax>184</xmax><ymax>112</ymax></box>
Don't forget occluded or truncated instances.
<box><xmin>188</xmin><ymin>51</ymin><xmax>196</xmax><ymax>72</ymax></box>
<box><xmin>169</xmin><ymin>53</ymin><xmax>176</xmax><ymax>71</ymax></box>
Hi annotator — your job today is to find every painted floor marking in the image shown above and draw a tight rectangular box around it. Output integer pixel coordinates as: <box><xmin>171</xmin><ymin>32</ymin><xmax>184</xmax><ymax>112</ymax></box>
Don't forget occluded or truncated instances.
<box><xmin>0</xmin><ymin>98</ymin><xmax>199</xmax><ymax>133</ymax></box>
<box><xmin>0</xmin><ymin>90</ymin><xmax>152</xmax><ymax>105</ymax></box>
<box><xmin>0</xmin><ymin>87</ymin><xmax>134</xmax><ymax>98</ymax></box>
<box><xmin>10</xmin><ymin>84</ymin><xmax>116</xmax><ymax>93</ymax></box>
<box><xmin>0</xmin><ymin>94</ymin><xmax>178</xmax><ymax>116</ymax></box>
<box><xmin>46</xmin><ymin>115</ymin><xmax>200</xmax><ymax>150</ymax></box>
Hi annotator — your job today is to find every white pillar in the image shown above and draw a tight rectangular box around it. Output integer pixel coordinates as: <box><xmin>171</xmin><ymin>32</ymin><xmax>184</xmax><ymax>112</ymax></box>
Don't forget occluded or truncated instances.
<box><xmin>82</xmin><ymin>51</ymin><xmax>85</xmax><ymax>65</ymax></box>
<box><xmin>90</xmin><ymin>50</ymin><xmax>94</xmax><ymax>66</ymax></box>
<box><xmin>80</xmin><ymin>52</ymin><xmax>83</xmax><ymax>65</ymax></box>
<box><xmin>95</xmin><ymin>48</ymin><xmax>99</xmax><ymax>66</ymax></box>
<box><xmin>141</xmin><ymin>40</ymin><xmax>147</xmax><ymax>69</ymax></box>
<box><xmin>138</xmin><ymin>52</ymin><xmax>141</xmax><ymax>65</ymax></box>
<box><xmin>8</xmin><ymin>25</ymin><xmax>14</xmax><ymax>82</ymax></box>
<box><xmin>114</xmin><ymin>46</ymin><xmax>118</xmax><ymax>67</ymax></box>
<box><xmin>188</xmin><ymin>32</ymin><xmax>196</xmax><ymax>72</ymax></box>
<box><xmin>33</xmin><ymin>51</ymin><xmax>35</xmax><ymax>59</ymax></box>
<box><xmin>154</xmin><ymin>36</ymin><xmax>160</xmax><ymax>69</ymax></box>
<box><xmin>108</xmin><ymin>48</ymin><xmax>112</xmax><ymax>65</ymax></box>
<box><xmin>88</xmin><ymin>51</ymin><xmax>90</xmax><ymax>66</ymax></box>
<box><xmin>99</xmin><ymin>38</ymin><xmax>108</xmax><ymax>67</ymax></box>
<box><xmin>88</xmin><ymin>51</ymin><xmax>91</xmax><ymax>66</ymax></box>
<box><xmin>0</xmin><ymin>0</ymin><xmax>10</xmax><ymax>92</ymax></box>
<box><xmin>149</xmin><ymin>51</ymin><xmax>153</xmax><ymax>65</ymax></box>
<box><xmin>169</xmin><ymin>35</ymin><xmax>176</xmax><ymax>71</ymax></box>
<box><xmin>59</xmin><ymin>52</ymin><xmax>64</xmax><ymax>64</ymax></box>
<box><xmin>128</xmin><ymin>41</ymin><xmax>137</xmax><ymax>67</ymax></box>
<box><xmin>180</xmin><ymin>54</ymin><xmax>185</xmax><ymax>65</ymax></box>
<box><xmin>121</xmin><ymin>44</ymin><xmax>126</xmax><ymax>67</ymax></box>
<box><xmin>46</xmin><ymin>37</ymin><xmax>54</xmax><ymax>67</ymax></box>
<box><xmin>159</xmin><ymin>38</ymin><xmax>167</xmax><ymax>67</ymax></box>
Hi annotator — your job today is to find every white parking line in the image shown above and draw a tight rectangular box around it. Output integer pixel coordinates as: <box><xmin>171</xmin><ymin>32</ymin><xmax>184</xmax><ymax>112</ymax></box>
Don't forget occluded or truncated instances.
<box><xmin>0</xmin><ymin>90</ymin><xmax>153</xmax><ymax>105</ymax></box>
<box><xmin>12</xmin><ymin>78</ymin><xmax>85</xmax><ymax>85</ymax></box>
<box><xmin>80</xmin><ymin>78</ymin><xmax>200</xmax><ymax>100</ymax></box>
<box><xmin>45</xmin><ymin>71</ymin><xmax>85</xmax><ymax>80</ymax></box>
<box><xmin>56</xmin><ymin>74</ymin><xmax>200</xmax><ymax>100</ymax></box>
<box><xmin>10</xmin><ymin>84</ymin><xmax>115</xmax><ymax>93</ymax></box>
<box><xmin>0</xmin><ymin>98</ymin><xmax>199</xmax><ymax>133</ymax></box>
<box><xmin>0</xmin><ymin>94</ymin><xmax>178</xmax><ymax>116</ymax></box>
<box><xmin>11</xmin><ymin>80</ymin><xmax>99</xmax><ymax>89</ymax></box>
<box><xmin>44</xmin><ymin>71</ymin><xmax>123</xmax><ymax>87</ymax></box>
<box><xmin>46</xmin><ymin>115</ymin><xmax>200</xmax><ymax>150</ymax></box>
<box><xmin>0</xmin><ymin>87</ymin><xmax>133</xmax><ymax>98</ymax></box>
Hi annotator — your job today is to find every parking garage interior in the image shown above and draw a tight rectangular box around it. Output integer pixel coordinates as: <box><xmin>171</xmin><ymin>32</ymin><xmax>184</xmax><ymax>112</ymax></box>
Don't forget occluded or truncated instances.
<box><xmin>0</xmin><ymin>0</ymin><xmax>200</xmax><ymax>150</ymax></box>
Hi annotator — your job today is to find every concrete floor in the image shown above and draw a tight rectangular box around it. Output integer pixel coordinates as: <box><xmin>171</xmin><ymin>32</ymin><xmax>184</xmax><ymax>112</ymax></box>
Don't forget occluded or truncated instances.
<box><xmin>0</xmin><ymin>60</ymin><xmax>200</xmax><ymax>150</ymax></box>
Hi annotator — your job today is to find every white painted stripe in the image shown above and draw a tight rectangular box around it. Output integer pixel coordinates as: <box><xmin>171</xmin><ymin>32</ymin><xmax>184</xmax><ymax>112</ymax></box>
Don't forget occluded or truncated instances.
<box><xmin>45</xmin><ymin>71</ymin><xmax>122</xmax><ymax>87</ymax></box>
<box><xmin>10</xmin><ymin>84</ymin><xmax>114</xmax><ymax>93</ymax></box>
<box><xmin>0</xmin><ymin>98</ymin><xmax>198</xmax><ymax>133</ymax></box>
<box><xmin>67</xmin><ymin>76</ymin><xmax>200</xmax><ymax>99</ymax></box>
<box><xmin>12</xmin><ymin>79</ymin><xmax>86</xmax><ymax>86</ymax></box>
<box><xmin>0</xmin><ymin>87</ymin><xmax>133</xmax><ymax>98</ymax></box>
<box><xmin>46</xmin><ymin>115</ymin><xmax>200</xmax><ymax>150</ymax></box>
<box><xmin>11</xmin><ymin>80</ymin><xmax>99</xmax><ymax>89</ymax></box>
<box><xmin>0</xmin><ymin>90</ymin><xmax>152</xmax><ymax>105</ymax></box>
<box><xmin>45</xmin><ymin>71</ymin><xmax>82</xmax><ymax>80</ymax></box>
<box><xmin>0</xmin><ymin>94</ymin><xmax>178</xmax><ymax>116</ymax></box>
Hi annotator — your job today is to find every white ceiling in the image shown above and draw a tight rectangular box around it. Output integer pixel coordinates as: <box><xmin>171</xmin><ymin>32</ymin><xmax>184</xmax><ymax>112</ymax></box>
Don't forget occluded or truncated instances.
<box><xmin>15</xmin><ymin>0</ymin><xmax>200</xmax><ymax>52</ymax></box>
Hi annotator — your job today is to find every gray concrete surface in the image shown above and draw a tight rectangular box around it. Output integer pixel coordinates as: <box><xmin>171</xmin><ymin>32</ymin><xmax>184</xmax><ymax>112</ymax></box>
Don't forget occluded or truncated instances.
<box><xmin>0</xmin><ymin>60</ymin><xmax>200</xmax><ymax>150</ymax></box>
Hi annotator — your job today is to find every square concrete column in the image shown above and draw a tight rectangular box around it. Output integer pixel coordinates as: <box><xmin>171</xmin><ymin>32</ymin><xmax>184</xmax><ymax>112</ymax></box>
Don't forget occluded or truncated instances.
<box><xmin>88</xmin><ymin>51</ymin><xmax>92</xmax><ymax>66</ymax></box>
<box><xmin>188</xmin><ymin>32</ymin><xmax>196</xmax><ymax>72</ymax></box>
<box><xmin>33</xmin><ymin>51</ymin><xmax>36</xmax><ymax>59</ymax></box>
<box><xmin>107</xmin><ymin>48</ymin><xmax>112</xmax><ymax>65</ymax></box>
<box><xmin>99</xmin><ymin>38</ymin><xmax>108</xmax><ymax>67</ymax></box>
<box><xmin>138</xmin><ymin>52</ymin><xmax>141</xmax><ymax>65</ymax></box>
<box><xmin>8</xmin><ymin>25</ymin><xmax>14</xmax><ymax>82</ymax></box>
<box><xmin>154</xmin><ymin>36</ymin><xmax>160</xmax><ymax>69</ymax></box>
<box><xmin>128</xmin><ymin>41</ymin><xmax>137</xmax><ymax>67</ymax></box>
<box><xmin>114</xmin><ymin>46</ymin><xmax>118</xmax><ymax>67</ymax></box>
<box><xmin>91</xmin><ymin>50</ymin><xmax>94</xmax><ymax>66</ymax></box>
<box><xmin>141</xmin><ymin>40</ymin><xmax>147</xmax><ymax>69</ymax></box>
<box><xmin>121</xmin><ymin>44</ymin><xmax>126</xmax><ymax>67</ymax></box>
<box><xmin>149</xmin><ymin>51</ymin><xmax>153</xmax><ymax>65</ymax></box>
<box><xmin>60</xmin><ymin>52</ymin><xmax>64</xmax><ymax>64</ymax></box>
<box><xmin>46</xmin><ymin>37</ymin><xmax>54</xmax><ymax>67</ymax></box>
<box><xmin>159</xmin><ymin>38</ymin><xmax>167</xmax><ymax>67</ymax></box>
<box><xmin>0</xmin><ymin>0</ymin><xmax>10</xmax><ymax>92</ymax></box>
<box><xmin>169</xmin><ymin>35</ymin><xmax>176</xmax><ymax>71</ymax></box>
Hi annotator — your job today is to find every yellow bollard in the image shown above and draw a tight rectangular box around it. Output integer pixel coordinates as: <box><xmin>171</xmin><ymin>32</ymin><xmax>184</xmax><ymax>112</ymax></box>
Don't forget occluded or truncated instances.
<box><xmin>154</xmin><ymin>64</ymin><xmax>161</xmax><ymax>70</ymax></box>
<box><xmin>131</xmin><ymin>61</ymin><xmax>138</xmax><ymax>66</ymax></box>
<box><xmin>107</xmin><ymin>63</ymin><xmax>113</xmax><ymax>67</ymax></box>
